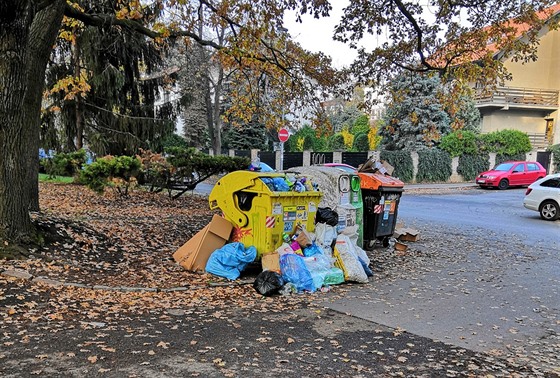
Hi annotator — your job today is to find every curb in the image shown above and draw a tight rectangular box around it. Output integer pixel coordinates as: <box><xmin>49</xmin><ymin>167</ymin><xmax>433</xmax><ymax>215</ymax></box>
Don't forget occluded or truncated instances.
<box><xmin>1</xmin><ymin>269</ymin><xmax>192</xmax><ymax>293</ymax></box>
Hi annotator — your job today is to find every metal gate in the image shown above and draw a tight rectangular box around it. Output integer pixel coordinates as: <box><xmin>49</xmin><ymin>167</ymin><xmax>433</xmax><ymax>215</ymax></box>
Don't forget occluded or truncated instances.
<box><xmin>537</xmin><ymin>151</ymin><xmax>551</xmax><ymax>173</ymax></box>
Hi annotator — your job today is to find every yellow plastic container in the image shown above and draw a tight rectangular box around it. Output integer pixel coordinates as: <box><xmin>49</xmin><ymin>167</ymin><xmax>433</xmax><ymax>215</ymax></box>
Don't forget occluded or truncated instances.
<box><xmin>209</xmin><ymin>171</ymin><xmax>322</xmax><ymax>258</ymax></box>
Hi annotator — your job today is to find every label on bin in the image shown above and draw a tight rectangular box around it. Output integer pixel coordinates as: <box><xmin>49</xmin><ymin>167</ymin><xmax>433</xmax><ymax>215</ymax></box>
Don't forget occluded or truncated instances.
<box><xmin>308</xmin><ymin>202</ymin><xmax>317</xmax><ymax>213</ymax></box>
<box><xmin>272</xmin><ymin>203</ymin><xmax>283</xmax><ymax>215</ymax></box>
<box><xmin>284</xmin><ymin>221</ymin><xmax>293</xmax><ymax>232</ymax></box>
<box><xmin>284</xmin><ymin>206</ymin><xmax>297</xmax><ymax>221</ymax></box>
<box><xmin>340</xmin><ymin>192</ymin><xmax>350</xmax><ymax>205</ymax></box>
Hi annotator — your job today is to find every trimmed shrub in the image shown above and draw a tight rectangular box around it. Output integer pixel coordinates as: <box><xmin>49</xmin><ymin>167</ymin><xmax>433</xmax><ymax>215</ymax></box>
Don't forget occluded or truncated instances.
<box><xmin>41</xmin><ymin>149</ymin><xmax>87</xmax><ymax>178</ymax></box>
<box><xmin>480</xmin><ymin>129</ymin><xmax>532</xmax><ymax>155</ymax></box>
<box><xmin>352</xmin><ymin>133</ymin><xmax>370</xmax><ymax>151</ymax></box>
<box><xmin>495</xmin><ymin>153</ymin><xmax>526</xmax><ymax>166</ymax></box>
<box><xmin>81</xmin><ymin>155</ymin><xmax>141</xmax><ymax>195</ymax></box>
<box><xmin>548</xmin><ymin>144</ymin><xmax>560</xmax><ymax>173</ymax></box>
<box><xmin>439</xmin><ymin>130</ymin><xmax>479</xmax><ymax>157</ymax></box>
<box><xmin>458</xmin><ymin>154</ymin><xmax>490</xmax><ymax>181</ymax></box>
<box><xmin>380</xmin><ymin>150</ymin><xmax>414</xmax><ymax>182</ymax></box>
<box><xmin>416</xmin><ymin>149</ymin><xmax>452</xmax><ymax>183</ymax></box>
<box><xmin>329</xmin><ymin>133</ymin><xmax>346</xmax><ymax>151</ymax></box>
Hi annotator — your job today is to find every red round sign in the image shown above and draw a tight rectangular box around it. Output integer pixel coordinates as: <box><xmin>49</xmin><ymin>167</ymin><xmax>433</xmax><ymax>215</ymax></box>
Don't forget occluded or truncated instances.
<box><xmin>278</xmin><ymin>128</ymin><xmax>289</xmax><ymax>142</ymax></box>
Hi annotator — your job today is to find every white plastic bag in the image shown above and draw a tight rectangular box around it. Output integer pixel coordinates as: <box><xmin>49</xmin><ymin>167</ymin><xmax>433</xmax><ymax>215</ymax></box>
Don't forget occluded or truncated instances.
<box><xmin>332</xmin><ymin>235</ymin><xmax>368</xmax><ymax>283</ymax></box>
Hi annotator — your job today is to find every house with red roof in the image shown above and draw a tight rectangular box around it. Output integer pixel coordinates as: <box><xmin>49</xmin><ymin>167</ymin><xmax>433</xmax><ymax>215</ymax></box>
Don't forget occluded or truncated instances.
<box><xmin>474</xmin><ymin>4</ymin><xmax>560</xmax><ymax>155</ymax></box>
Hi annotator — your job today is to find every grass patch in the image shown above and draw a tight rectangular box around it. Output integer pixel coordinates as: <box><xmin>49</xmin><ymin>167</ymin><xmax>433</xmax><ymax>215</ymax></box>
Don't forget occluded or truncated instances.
<box><xmin>39</xmin><ymin>173</ymin><xmax>74</xmax><ymax>184</ymax></box>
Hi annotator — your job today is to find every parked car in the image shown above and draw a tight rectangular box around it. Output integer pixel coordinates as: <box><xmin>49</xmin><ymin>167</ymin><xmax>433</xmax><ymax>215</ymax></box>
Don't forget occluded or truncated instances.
<box><xmin>523</xmin><ymin>173</ymin><xmax>560</xmax><ymax>221</ymax></box>
<box><xmin>322</xmin><ymin>163</ymin><xmax>358</xmax><ymax>173</ymax></box>
<box><xmin>475</xmin><ymin>161</ymin><xmax>546</xmax><ymax>189</ymax></box>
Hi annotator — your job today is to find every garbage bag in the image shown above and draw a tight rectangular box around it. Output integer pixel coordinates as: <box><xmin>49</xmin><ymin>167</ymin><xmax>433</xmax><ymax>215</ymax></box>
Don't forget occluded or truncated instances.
<box><xmin>253</xmin><ymin>270</ymin><xmax>285</xmax><ymax>296</ymax></box>
<box><xmin>332</xmin><ymin>235</ymin><xmax>368</xmax><ymax>283</ymax></box>
<box><xmin>303</xmin><ymin>243</ymin><xmax>322</xmax><ymax>257</ymax></box>
<box><xmin>279</xmin><ymin>253</ymin><xmax>315</xmax><ymax>292</ymax></box>
<box><xmin>316</xmin><ymin>207</ymin><xmax>339</xmax><ymax>226</ymax></box>
<box><xmin>324</xmin><ymin>267</ymin><xmax>345</xmax><ymax>285</ymax></box>
<box><xmin>303</xmin><ymin>252</ymin><xmax>333</xmax><ymax>290</ymax></box>
<box><xmin>272</xmin><ymin>177</ymin><xmax>290</xmax><ymax>191</ymax></box>
<box><xmin>206</xmin><ymin>242</ymin><xmax>257</xmax><ymax>280</ymax></box>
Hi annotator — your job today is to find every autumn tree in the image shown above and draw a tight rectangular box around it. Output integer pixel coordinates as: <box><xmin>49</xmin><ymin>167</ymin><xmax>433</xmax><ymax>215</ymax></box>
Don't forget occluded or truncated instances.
<box><xmin>0</xmin><ymin>0</ymin><xmax>338</xmax><ymax>246</ymax></box>
<box><xmin>335</xmin><ymin>0</ymin><xmax>559</xmax><ymax>100</ymax></box>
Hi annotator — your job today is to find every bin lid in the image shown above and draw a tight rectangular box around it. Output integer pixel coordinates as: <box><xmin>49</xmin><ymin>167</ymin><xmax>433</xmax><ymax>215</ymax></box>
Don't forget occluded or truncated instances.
<box><xmin>358</xmin><ymin>172</ymin><xmax>404</xmax><ymax>190</ymax></box>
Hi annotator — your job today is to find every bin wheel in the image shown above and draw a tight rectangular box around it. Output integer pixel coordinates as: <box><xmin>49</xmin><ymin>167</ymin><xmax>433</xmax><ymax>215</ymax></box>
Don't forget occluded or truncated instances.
<box><xmin>365</xmin><ymin>240</ymin><xmax>376</xmax><ymax>251</ymax></box>
<box><xmin>382</xmin><ymin>237</ymin><xmax>389</xmax><ymax>248</ymax></box>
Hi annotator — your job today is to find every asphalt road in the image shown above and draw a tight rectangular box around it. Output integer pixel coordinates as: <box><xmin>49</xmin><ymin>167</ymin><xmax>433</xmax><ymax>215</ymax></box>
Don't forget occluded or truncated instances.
<box><xmin>320</xmin><ymin>187</ymin><xmax>560</xmax><ymax>372</ymax></box>
<box><xmin>399</xmin><ymin>187</ymin><xmax>560</xmax><ymax>247</ymax></box>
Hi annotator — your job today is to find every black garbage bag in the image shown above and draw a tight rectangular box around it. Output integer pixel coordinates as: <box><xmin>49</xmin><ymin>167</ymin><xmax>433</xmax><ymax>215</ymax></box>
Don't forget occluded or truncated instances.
<box><xmin>316</xmin><ymin>207</ymin><xmax>339</xmax><ymax>226</ymax></box>
<box><xmin>253</xmin><ymin>270</ymin><xmax>285</xmax><ymax>296</ymax></box>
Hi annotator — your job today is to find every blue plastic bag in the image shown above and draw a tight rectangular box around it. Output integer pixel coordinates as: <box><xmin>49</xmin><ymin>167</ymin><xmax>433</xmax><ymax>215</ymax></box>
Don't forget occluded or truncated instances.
<box><xmin>272</xmin><ymin>177</ymin><xmax>290</xmax><ymax>192</ymax></box>
<box><xmin>358</xmin><ymin>257</ymin><xmax>374</xmax><ymax>277</ymax></box>
<box><xmin>303</xmin><ymin>243</ymin><xmax>322</xmax><ymax>257</ymax></box>
<box><xmin>280</xmin><ymin>254</ymin><xmax>315</xmax><ymax>292</ymax></box>
<box><xmin>206</xmin><ymin>242</ymin><xmax>257</xmax><ymax>280</ymax></box>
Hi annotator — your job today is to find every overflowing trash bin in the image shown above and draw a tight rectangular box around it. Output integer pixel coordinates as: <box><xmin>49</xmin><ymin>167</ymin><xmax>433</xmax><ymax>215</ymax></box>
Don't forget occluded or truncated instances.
<box><xmin>358</xmin><ymin>171</ymin><xmax>404</xmax><ymax>249</ymax></box>
<box><xmin>208</xmin><ymin>171</ymin><xmax>322</xmax><ymax>258</ymax></box>
<box><xmin>284</xmin><ymin>166</ymin><xmax>364</xmax><ymax>246</ymax></box>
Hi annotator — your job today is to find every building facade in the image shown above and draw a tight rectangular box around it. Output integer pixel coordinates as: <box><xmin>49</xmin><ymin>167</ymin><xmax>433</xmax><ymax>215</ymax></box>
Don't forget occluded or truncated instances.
<box><xmin>475</xmin><ymin>5</ymin><xmax>560</xmax><ymax>150</ymax></box>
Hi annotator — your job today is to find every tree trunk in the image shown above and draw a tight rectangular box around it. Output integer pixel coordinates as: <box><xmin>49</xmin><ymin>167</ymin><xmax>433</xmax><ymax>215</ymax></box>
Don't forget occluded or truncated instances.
<box><xmin>24</xmin><ymin>2</ymin><xmax>65</xmax><ymax>212</ymax></box>
<box><xmin>73</xmin><ymin>38</ymin><xmax>84</xmax><ymax>150</ymax></box>
<box><xmin>0</xmin><ymin>1</ymin><xmax>35</xmax><ymax>242</ymax></box>
<box><xmin>212</xmin><ymin>67</ymin><xmax>224</xmax><ymax>154</ymax></box>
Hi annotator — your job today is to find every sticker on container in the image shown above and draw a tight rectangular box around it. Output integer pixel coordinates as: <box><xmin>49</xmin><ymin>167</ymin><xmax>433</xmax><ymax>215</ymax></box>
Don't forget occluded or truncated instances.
<box><xmin>265</xmin><ymin>216</ymin><xmax>276</xmax><ymax>228</ymax></box>
<box><xmin>308</xmin><ymin>202</ymin><xmax>317</xmax><ymax>213</ymax></box>
<box><xmin>390</xmin><ymin>201</ymin><xmax>396</xmax><ymax>214</ymax></box>
<box><xmin>374</xmin><ymin>204</ymin><xmax>383</xmax><ymax>214</ymax></box>
<box><xmin>272</xmin><ymin>203</ymin><xmax>283</xmax><ymax>215</ymax></box>
<box><xmin>284</xmin><ymin>221</ymin><xmax>293</xmax><ymax>232</ymax></box>
<box><xmin>283</xmin><ymin>206</ymin><xmax>297</xmax><ymax>221</ymax></box>
<box><xmin>296</xmin><ymin>210</ymin><xmax>307</xmax><ymax>221</ymax></box>
<box><xmin>340</xmin><ymin>192</ymin><xmax>350</xmax><ymax>205</ymax></box>
<box><xmin>351</xmin><ymin>192</ymin><xmax>359</xmax><ymax>203</ymax></box>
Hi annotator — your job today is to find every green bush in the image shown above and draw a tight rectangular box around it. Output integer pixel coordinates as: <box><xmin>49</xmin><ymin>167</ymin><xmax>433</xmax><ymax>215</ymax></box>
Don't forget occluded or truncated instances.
<box><xmin>495</xmin><ymin>153</ymin><xmax>527</xmax><ymax>166</ymax></box>
<box><xmin>439</xmin><ymin>130</ymin><xmax>479</xmax><ymax>157</ymax></box>
<box><xmin>548</xmin><ymin>144</ymin><xmax>560</xmax><ymax>173</ymax></box>
<box><xmin>41</xmin><ymin>149</ymin><xmax>87</xmax><ymax>178</ymax></box>
<box><xmin>380</xmin><ymin>150</ymin><xmax>414</xmax><ymax>182</ymax></box>
<box><xmin>81</xmin><ymin>155</ymin><xmax>141</xmax><ymax>195</ymax></box>
<box><xmin>458</xmin><ymin>154</ymin><xmax>490</xmax><ymax>181</ymax></box>
<box><xmin>329</xmin><ymin>133</ymin><xmax>346</xmax><ymax>151</ymax></box>
<box><xmin>352</xmin><ymin>133</ymin><xmax>369</xmax><ymax>151</ymax></box>
<box><xmin>416</xmin><ymin>149</ymin><xmax>452</xmax><ymax>183</ymax></box>
<box><xmin>480</xmin><ymin>129</ymin><xmax>532</xmax><ymax>155</ymax></box>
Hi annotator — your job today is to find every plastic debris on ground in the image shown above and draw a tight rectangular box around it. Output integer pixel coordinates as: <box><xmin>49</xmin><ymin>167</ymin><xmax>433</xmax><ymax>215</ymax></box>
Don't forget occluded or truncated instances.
<box><xmin>253</xmin><ymin>270</ymin><xmax>285</xmax><ymax>296</ymax></box>
<box><xmin>205</xmin><ymin>242</ymin><xmax>257</xmax><ymax>280</ymax></box>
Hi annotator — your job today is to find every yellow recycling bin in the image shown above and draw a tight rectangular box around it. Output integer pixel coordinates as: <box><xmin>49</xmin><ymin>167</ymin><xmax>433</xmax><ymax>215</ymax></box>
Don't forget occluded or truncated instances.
<box><xmin>209</xmin><ymin>171</ymin><xmax>322</xmax><ymax>258</ymax></box>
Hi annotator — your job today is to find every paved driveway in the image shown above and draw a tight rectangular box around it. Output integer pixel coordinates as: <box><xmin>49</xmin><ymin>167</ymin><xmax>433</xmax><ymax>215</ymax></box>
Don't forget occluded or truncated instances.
<box><xmin>320</xmin><ymin>188</ymin><xmax>559</xmax><ymax>372</ymax></box>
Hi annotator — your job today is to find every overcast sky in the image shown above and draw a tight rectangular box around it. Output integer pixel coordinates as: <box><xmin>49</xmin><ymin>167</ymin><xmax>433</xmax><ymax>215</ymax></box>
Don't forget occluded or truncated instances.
<box><xmin>283</xmin><ymin>3</ymin><xmax>359</xmax><ymax>68</ymax></box>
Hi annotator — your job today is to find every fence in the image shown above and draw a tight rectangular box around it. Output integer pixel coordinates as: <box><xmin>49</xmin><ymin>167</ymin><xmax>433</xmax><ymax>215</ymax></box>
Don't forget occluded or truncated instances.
<box><xmin>211</xmin><ymin>148</ymin><xmax>556</xmax><ymax>183</ymax></box>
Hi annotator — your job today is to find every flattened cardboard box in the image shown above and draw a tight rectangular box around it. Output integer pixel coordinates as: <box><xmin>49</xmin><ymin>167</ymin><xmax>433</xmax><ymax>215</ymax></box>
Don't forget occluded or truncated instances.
<box><xmin>173</xmin><ymin>215</ymin><xmax>233</xmax><ymax>273</ymax></box>
<box><xmin>261</xmin><ymin>252</ymin><xmax>280</xmax><ymax>273</ymax></box>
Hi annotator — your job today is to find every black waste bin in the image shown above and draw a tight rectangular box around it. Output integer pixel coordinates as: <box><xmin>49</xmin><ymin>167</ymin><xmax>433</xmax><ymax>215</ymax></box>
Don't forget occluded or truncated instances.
<box><xmin>359</xmin><ymin>172</ymin><xmax>404</xmax><ymax>249</ymax></box>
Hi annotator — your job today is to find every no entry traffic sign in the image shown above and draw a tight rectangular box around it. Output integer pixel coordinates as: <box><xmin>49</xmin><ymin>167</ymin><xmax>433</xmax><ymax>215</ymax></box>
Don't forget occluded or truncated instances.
<box><xmin>278</xmin><ymin>128</ymin><xmax>289</xmax><ymax>142</ymax></box>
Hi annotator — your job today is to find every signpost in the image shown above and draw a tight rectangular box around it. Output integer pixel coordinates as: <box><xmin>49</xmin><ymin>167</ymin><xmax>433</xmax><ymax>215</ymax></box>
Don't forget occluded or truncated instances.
<box><xmin>278</xmin><ymin>128</ymin><xmax>289</xmax><ymax>170</ymax></box>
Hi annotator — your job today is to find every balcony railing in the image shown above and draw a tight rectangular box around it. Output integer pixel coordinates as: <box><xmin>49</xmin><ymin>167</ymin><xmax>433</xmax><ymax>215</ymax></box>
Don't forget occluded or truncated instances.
<box><xmin>527</xmin><ymin>133</ymin><xmax>551</xmax><ymax>149</ymax></box>
<box><xmin>475</xmin><ymin>86</ymin><xmax>559</xmax><ymax>109</ymax></box>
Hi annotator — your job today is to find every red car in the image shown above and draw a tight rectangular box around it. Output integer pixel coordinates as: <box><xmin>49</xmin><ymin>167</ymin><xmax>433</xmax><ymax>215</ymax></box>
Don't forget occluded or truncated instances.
<box><xmin>476</xmin><ymin>161</ymin><xmax>546</xmax><ymax>190</ymax></box>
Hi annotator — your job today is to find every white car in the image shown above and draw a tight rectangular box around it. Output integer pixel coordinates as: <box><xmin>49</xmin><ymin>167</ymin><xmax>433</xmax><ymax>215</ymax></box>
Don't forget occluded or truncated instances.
<box><xmin>523</xmin><ymin>173</ymin><xmax>560</xmax><ymax>221</ymax></box>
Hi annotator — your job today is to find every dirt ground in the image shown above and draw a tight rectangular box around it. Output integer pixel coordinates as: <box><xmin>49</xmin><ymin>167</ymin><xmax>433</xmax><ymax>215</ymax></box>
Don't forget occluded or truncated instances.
<box><xmin>0</xmin><ymin>183</ymin><xmax>558</xmax><ymax>377</ymax></box>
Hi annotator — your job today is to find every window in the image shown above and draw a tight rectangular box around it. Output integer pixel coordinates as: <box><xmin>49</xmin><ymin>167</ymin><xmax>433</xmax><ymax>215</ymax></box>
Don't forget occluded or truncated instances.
<box><xmin>540</xmin><ymin>178</ymin><xmax>560</xmax><ymax>188</ymax></box>
<box><xmin>527</xmin><ymin>163</ymin><xmax>539</xmax><ymax>171</ymax></box>
<box><xmin>513</xmin><ymin>164</ymin><xmax>525</xmax><ymax>173</ymax></box>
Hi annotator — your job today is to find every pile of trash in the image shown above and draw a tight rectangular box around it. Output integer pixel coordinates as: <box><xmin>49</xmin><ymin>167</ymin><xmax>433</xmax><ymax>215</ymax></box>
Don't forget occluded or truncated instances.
<box><xmin>172</xmin><ymin>208</ymin><xmax>373</xmax><ymax>297</ymax></box>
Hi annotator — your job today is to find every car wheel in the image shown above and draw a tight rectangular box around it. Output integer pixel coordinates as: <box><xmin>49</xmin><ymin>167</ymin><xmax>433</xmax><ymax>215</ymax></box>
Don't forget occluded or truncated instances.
<box><xmin>539</xmin><ymin>200</ymin><xmax>560</xmax><ymax>221</ymax></box>
<box><xmin>498</xmin><ymin>179</ymin><xmax>509</xmax><ymax>190</ymax></box>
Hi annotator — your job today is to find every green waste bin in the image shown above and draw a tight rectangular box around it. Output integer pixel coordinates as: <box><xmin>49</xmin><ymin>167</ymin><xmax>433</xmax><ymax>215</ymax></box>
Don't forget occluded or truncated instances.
<box><xmin>285</xmin><ymin>166</ymin><xmax>364</xmax><ymax>246</ymax></box>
